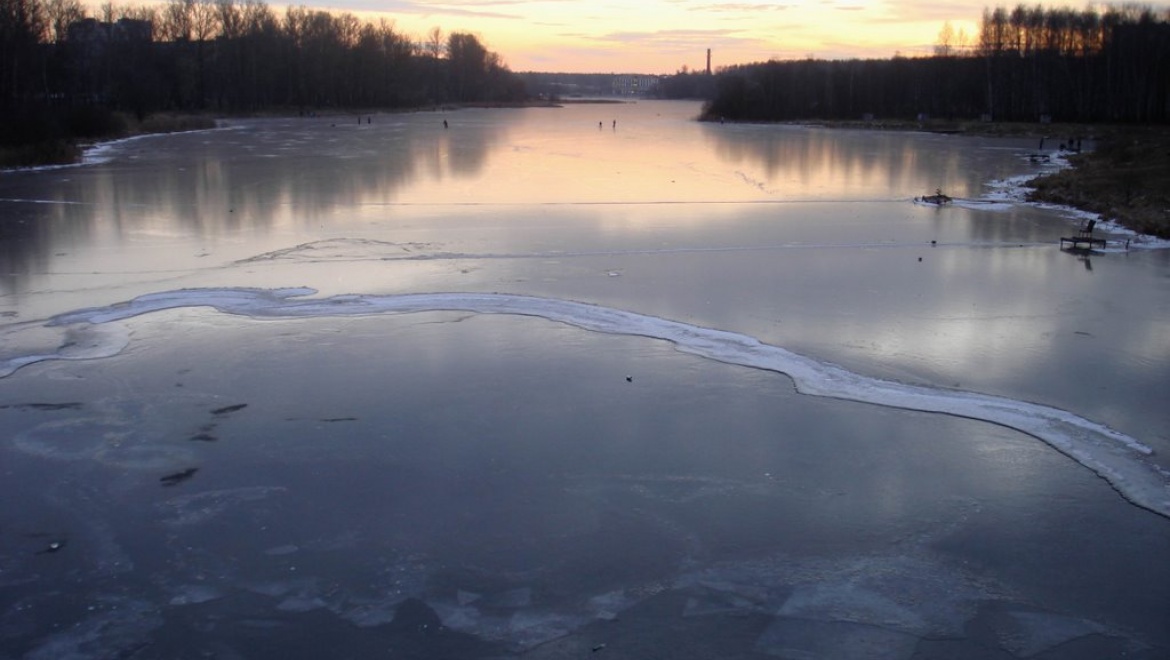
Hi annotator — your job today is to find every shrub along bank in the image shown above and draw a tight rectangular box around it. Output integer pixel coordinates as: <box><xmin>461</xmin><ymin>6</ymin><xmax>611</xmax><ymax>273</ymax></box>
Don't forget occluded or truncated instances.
<box><xmin>1027</xmin><ymin>130</ymin><xmax>1170</xmax><ymax>240</ymax></box>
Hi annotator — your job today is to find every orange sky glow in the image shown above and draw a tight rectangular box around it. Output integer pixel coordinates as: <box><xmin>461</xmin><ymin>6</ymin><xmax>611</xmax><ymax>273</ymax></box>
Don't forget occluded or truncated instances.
<box><xmin>93</xmin><ymin>0</ymin><xmax>1146</xmax><ymax>74</ymax></box>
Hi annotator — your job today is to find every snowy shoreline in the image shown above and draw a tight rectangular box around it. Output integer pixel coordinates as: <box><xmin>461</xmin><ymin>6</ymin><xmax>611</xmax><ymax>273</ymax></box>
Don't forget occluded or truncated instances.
<box><xmin>984</xmin><ymin>151</ymin><xmax>1170</xmax><ymax>249</ymax></box>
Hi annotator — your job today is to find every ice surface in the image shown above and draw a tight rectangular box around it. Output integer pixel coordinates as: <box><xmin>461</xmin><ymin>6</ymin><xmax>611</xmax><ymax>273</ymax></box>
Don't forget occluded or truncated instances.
<box><xmin>683</xmin><ymin>586</ymin><xmax>772</xmax><ymax>618</ymax></box>
<box><xmin>3</xmin><ymin>103</ymin><xmax>1165</xmax><ymax>660</ymax></box>
<box><xmin>778</xmin><ymin>583</ymin><xmax>927</xmax><ymax>635</ymax></box>
<box><xmin>431</xmin><ymin>601</ymin><xmax>513</xmax><ymax>641</ymax></box>
<box><xmin>683</xmin><ymin>548</ymin><xmax>1139</xmax><ymax>659</ymax></box>
<box><xmin>159</xmin><ymin>486</ymin><xmax>287</xmax><ymax>526</ymax></box>
<box><xmin>489</xmin><ymin>587</ymin><xmax>533</xmax><ymax>609</ymax></box>
<box><xmin>508</xmin><ymin>610</ymin><xmax>587</xmax><ymax>649</ymax></box>
<box><xmin>264</xmin><ymin>544</ymin><xmax>300</xmax><ymax>556</ymax></box>
<box><xmin>169</xmin><ymin>584</ymin><xmax>225</xmax><ymax>606</ymax></box>
<box><xmin>277</xmin><ymin>595</ymin><xmax>329</xmax><ymax>612</ymax></box>
<box><xmin>431</xmin><ymin>601</ymin><xmax>484</xmax><ymax>632</ymax></box>
<box><xmin>427</xmin><ymin>587</ymin><xmax>591</xmax><ymax>650</ymax></box>
<box><xmin>996</xmin><ymin>610</ymin><xmax>1106</xmax><ymax>657</ymax></box>
<box><xmin>676</xmin><ymin>547</ymin><xmax>997</xmax><ymax>641</ymax></box>
<box><xmin>0</xmin><ymin>322</ymin><xmax>130</xmax><ymax>378</ymax></box>
<box><xmin>588</xmin><ymin>589</ymin><xmax>643</xmax><ymax>620</ymax></box>
<box><xmin>13</xmin><ymin>405</ymin><xmax>195</xmax><ymax>470</ymax></box>
<box><xmin>4</xmin><ymin>287</ymin><xmax>1166</xmax><ymax>519</ymax></box>
<box><xmin>23</xmin><ymin>596</ymin><xmax>162</xmax><ymax>660</ymax></box>
<box><xmin>755</xmin><ymin>618</ymin><xmax>919</xmax><ymax>660</ymax></box>
<box><xmin>339</xmin><ymin>598</ymin><xmax>402</xmax><ymax>628</ymax></box>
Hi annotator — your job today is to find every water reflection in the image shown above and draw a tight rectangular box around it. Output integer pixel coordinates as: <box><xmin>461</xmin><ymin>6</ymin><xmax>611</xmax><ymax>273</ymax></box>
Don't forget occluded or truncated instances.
<box><xmin>0</xmin><ymin>113</ymin><xmax>509</xmax><ymax>295</ymax></box>
<box><xmin>81</xmin><ymin>115</ymin><xmax>507</xmax><ymax>232</ymax></box>
<box><xmin>2</xmin><ymin>102</ymin><xmax>1062</xmax><ymax>299</ymax></box>
<box><xmin>0</xmin><ymin>203</ymin><xmax>50</xmax><ymax>300</ymax></box>
<box><xmin>700</xmin><ymin>122</ymin><xmax>1034</xmax><ymax>201</ymax></box>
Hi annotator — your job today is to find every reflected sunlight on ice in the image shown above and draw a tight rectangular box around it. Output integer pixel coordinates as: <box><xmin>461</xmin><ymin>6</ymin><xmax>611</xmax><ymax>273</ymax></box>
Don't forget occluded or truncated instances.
<box><xmin>4</xmin><ymin>286</ymin><xmax>1167</xmax><ymax>520</ymax></box>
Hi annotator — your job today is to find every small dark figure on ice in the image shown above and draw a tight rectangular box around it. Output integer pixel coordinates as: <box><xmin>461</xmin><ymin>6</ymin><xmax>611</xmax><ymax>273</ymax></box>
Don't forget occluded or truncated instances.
<box><xmin>917</xmin><ymin>188</ymin><xmax>952</xmax><ymax>205</ymax></box>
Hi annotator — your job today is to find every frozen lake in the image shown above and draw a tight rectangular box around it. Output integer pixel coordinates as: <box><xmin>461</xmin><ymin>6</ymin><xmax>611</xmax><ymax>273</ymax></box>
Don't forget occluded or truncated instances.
<box><xmin>1</xmin><ymin>100</ymin><xmax>1168</xmax><ymax>659</ymax></box>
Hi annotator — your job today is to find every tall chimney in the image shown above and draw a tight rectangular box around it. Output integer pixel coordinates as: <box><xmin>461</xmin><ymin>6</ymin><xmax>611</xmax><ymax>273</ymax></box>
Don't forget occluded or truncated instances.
<box><xmin>706</xmin><ymin>49</ymin><xmax>712</xmax><ymax>75</ymax></box>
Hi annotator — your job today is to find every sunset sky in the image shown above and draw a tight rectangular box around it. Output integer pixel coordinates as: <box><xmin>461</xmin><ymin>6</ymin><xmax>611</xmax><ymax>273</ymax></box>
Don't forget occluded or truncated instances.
<box><xmin>303</xmin><ymin>0</ymin><xmax>1108</xmax><ymax>74</ymax></box>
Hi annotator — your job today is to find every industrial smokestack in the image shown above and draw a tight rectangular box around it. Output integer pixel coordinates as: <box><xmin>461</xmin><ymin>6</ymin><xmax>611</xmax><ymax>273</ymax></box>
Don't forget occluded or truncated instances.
<box><xmin>706</xmin><ymin>49</ymin><xmax>712</xmax><ymax>75</ymax></box>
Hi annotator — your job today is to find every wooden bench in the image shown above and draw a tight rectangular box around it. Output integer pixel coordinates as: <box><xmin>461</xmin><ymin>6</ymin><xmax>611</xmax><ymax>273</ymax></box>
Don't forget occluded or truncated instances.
<box><xmin>1060</xmin><ymin>219</ymin><xmax>1107</xmax><ymax>250</ymax></box>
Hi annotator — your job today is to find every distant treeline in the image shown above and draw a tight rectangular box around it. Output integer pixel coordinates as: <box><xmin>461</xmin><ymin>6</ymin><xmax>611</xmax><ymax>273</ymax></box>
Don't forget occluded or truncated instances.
<box><xmin>694</xmin><ymin>4</ymin><xmax>1169</xmax><ymax>123</ymax></box>
<box><xmin>0</xmin><ymin>0</ymin><xmax>526</xmax><ymax>150</ymax></box>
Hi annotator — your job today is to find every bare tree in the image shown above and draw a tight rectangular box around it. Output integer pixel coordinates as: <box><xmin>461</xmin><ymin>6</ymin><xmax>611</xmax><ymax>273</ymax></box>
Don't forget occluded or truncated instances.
<box><xmin>425</xmin><ymin>26</ymin><xmax>442</xmax><ymax>58</ymax></box>
<box><xmin>161</xmin><ymin>0</ymin><xmax>192</xmax><ymax>41</ymax></box>
<box><xmin>0</xmin><ymin>0</ymin><xmax>49</xmax><ymax>105</ymax></box>
<box><xmin>240</xmin><ymin>0</ymin><xmax>274</xmax><ymax>35</ymax></box>
<box><xmin>216</xmin><ymin>0</ymin><xmax>241</xmax><ymax>39</ymax></box>
<box><xmin>190</xmin><ymin>0</ymin><xmax>218</xmax><ymax>42</ymax></box>
<box><xmin>934</xmin><ymin>21</ymin><xmax>956</xmax><ymax>57</ymax></box>
<box><xmin>44</xmin><ymin>0</ymin><xmax>82</xmax><ymax>43</ymax></box>
<box><xmin>122</xmin><ymin>4</ymin><xmax>156</xmax><ymax>23</ymax></box>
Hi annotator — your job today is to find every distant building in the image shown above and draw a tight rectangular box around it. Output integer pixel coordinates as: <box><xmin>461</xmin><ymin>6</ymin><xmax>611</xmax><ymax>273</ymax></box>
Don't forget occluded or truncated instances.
<box><xmin>66</xmin><ymin>18</ymin><xmax>153</xmax><ymax>48</ymax></box>
<box><xmin>65</xmin><ymin>18</ymin><xmax>153</xmax><ymax>104</ymax></box>
<box><xmin>611</xmin><ymin>75</ymin><xmax>661</xmax><ymax>97</ymax></box>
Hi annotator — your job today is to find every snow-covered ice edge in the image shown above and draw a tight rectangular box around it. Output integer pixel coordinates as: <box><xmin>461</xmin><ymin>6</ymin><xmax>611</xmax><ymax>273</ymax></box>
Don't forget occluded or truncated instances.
<box><xmin>985</xmin><ymin>151</ymin><xmax>1170</xmax><ymax>249</ymax></box>
<box><xmin>3</xmin><ymin>287</ymin><xmax>1167</xmax><ymax>520</ymax></box>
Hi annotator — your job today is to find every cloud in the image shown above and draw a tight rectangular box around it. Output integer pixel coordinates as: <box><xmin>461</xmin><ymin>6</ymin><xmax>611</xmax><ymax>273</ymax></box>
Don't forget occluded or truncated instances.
<box><xmin>415</xmin><ymin>0</ymin><xmax>537</xmax><ymax>5</ymax></box>
<box><xmin>876</xmin><ymin>0</ymin><xmax>983</xmax><ymax>22</ymax></box>
<box><xmin>298</xmin><ymin>0</ymin><xmax>1026</xmax><ymax>73</ymax></box>
<box><xmin>692</xmin><ymin>2</ymin><xmax>793</xmax><ymax>11</ymax></box>
<box><xmin>595</xmin><ymin>28</ymin><xmax>741</xmax><ymax>42</ymax></box>
<box><xmin>587</xmin><ymin>27</ymin><xmax>770</xmax><ymax>54</ymax></box>
<box><xmin>332</xmin><ymin>0</ymin><xmax>522</xmax><ymax>20</ymax></box>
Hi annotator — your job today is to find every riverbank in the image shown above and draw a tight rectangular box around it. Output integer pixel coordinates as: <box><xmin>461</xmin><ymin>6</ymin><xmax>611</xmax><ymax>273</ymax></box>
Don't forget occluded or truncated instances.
<box><xmin>791</xmin><ymin>118</ymin><xmax>1169</xmax><ymax>240</ymax></box>
<box><xmin>1025</xmin><ymin>129</ymin><xmax>1170</xmax><ymax>240</ymax></box>
<box><xmin>0</xmin><ymin>112</ymin><xmax>216</xmax><ymax>169</ymax></box>
<box><xmin>2</xmin><ymin>103</ymin><xmax>570</xmax><ymax>170</ymax></box>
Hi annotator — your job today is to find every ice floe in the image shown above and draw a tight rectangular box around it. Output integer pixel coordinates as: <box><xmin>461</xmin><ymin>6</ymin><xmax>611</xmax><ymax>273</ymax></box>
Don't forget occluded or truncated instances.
<box><xmin>168</xmin><ymin>584</ymin><xmax>225</xmax><ymax>606</ymax></box>
<box><xmin>159</xmin><ymin>485</ymin><xmax>287</xmax><ymax>527</ymax></box>
<box><xmin>755</xmin><ymin>618</ymin><xmax>919</xmax><ymax>660</ymax></box>
<box><xmin>997</xmin><ymin>609</ymin><xmax>1106</xmax><ymax>657</ymax></box>
<box><xmin>22</xmin><ymin>596</ymin><xmax>162</xmax><ymax>660</ymax></box>
<box><xmin>12</xmin><ymin>398</ymin><xmax>195</xmax><ymax>470</ymax></box>
<box><xmin>0</xmin><ymin>322</ymin><xmax>130</xmax><ymax>379</ymax></box>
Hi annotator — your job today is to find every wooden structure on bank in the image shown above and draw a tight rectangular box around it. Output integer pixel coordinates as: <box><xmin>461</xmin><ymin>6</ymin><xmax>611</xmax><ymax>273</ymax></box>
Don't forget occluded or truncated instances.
<box><xmin>1060</xmin><ymin>219</ymin><xmax>1106</xmax><ymax>250</ymax></box>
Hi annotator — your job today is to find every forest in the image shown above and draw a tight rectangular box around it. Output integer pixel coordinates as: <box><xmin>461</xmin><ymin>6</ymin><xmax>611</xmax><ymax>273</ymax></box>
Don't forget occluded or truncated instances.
<box><xmin>698</xmin><ymin>4</ymin><xmax>1170</xmax><ymax>124</ymax></box>
<box><xmin>0</xmin><ymin>0</ymin><xmax>526</xmax><ymax>161</ymax></box>
<box><xmin>5</xmin><ymin>1</ymin><xmax>1169</xmax><ymax>167</ymax></box>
